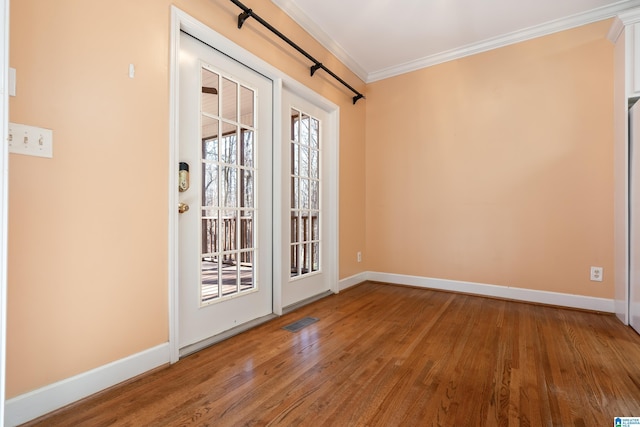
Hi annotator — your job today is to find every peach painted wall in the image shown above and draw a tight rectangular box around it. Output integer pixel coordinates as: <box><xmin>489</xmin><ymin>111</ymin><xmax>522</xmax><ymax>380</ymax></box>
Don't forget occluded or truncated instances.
<box><xmin>366</xmin><ymin>20</ymin><xmax>614</xmax><ymax>298</ymax></box>
<box><xmin>7</xmin><ymin>0</ymin><xmax>366</xmax><ymax>397</ymax></box>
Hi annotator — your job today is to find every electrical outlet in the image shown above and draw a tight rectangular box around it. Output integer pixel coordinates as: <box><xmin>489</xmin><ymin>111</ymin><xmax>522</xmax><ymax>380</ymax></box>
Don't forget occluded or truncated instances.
<box><xmin>590</xmin><ymin>266</ymin><xmax>603</xmax><ymax>282</ymax></box>
<box><xmin>357</xmin><ymin>251</ymin><xmax>362</xmax><ymax>263</ymax></box>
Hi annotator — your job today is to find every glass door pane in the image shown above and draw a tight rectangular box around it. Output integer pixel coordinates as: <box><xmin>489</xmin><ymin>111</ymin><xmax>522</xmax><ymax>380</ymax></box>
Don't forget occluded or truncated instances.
<box><xmin>290</xmin><ymin>108</ymin><xmax>321</xmax><ymax>278</ymax></box>
<box><xmin>200</xmin><ymin>64</ymin><xmax>257</xmax><ymax>305</ymax></box>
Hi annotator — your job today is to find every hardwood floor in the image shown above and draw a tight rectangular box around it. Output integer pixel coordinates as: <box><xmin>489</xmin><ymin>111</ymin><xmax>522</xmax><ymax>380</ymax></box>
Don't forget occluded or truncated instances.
<box><xmin>23</xmin><ymin>281</ymin><xmax>640</xmax><ymax>426</ymax></box>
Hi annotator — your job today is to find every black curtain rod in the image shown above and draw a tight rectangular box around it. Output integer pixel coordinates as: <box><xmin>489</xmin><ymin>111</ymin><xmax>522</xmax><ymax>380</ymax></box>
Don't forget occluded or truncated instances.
<box><xmin>229</xmin><ymin>0</ymin><xmax>365</xmax><ymax>105</ymax></box>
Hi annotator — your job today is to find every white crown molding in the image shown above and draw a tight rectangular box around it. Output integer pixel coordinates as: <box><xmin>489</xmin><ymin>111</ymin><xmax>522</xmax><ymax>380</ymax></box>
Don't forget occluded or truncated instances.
<box><xmin>608</xmin><ymin>16</ymin><xmax>625</xmax><ymax>42</ymax></box>
<box><xmin>273</xmin><ymin>0</ymin><xmax>640</xmax><ymax>83</ymax></box>
<box><xmin>270</xmin><ymin>0</ymin><xmax>368</xmax><ymax>82</ymax></box>
<box><xmin>618</xmin><ymin>4</ymin><xmax>640</xmax><ymax>24</ymax></box>
<box><xmin>369</xmin><ymin>0</ymin><xmax>640</xmax><ymax>82</ymax></box>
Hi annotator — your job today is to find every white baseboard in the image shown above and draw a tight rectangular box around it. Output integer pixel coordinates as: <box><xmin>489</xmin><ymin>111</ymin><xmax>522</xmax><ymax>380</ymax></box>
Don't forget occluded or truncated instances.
<box><xmin>368</xmin><ymin>271</ymin><xmax>616</xmax><ymax>313</ymax></box>
<box><xmin>4</xmin><ymin>343</ymin><xmax>170</xmax><ymax>427</ymax></box>
<box><xmin>338</xmin><ymin>272</ymin><xmax>369</xmax><ymax>291</ymax></box>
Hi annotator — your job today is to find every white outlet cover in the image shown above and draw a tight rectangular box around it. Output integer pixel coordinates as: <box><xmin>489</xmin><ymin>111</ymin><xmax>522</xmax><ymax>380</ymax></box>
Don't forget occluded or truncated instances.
<box><xmin>590</xmin><ymin>267</ymin><xmax>603</xmax><ymax>282</ymax></box>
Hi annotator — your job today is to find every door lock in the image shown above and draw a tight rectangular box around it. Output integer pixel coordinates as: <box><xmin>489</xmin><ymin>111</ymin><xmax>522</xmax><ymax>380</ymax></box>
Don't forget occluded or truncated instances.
<box><xmin>178</xmin><ymin>202</ymin><xmax>189</xmax><ymax>214</ymax></box>
<box><xmin>179</xmin><ymin>162</ymin><xmax>190</xmax><ymax>192</ymax></box>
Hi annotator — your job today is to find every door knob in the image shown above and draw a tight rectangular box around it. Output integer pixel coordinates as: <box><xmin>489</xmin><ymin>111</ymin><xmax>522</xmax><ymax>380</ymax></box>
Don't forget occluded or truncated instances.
<box><xmin>178</xmin><ymin>202</ymin><xmax>189</xmax><ymax>214</ymax></box>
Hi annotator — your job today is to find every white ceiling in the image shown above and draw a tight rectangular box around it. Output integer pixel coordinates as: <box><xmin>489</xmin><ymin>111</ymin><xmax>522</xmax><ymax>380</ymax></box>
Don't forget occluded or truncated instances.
<box><xmin>272</xmin><ymin>0</ymin><xmax>640</xmax><ymax>82</ymax></box>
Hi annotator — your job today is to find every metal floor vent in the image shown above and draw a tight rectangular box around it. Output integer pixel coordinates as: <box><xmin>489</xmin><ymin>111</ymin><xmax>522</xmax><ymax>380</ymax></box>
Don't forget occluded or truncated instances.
<box><xmin>282</xmin><ymin>317</ymin><xmax>319</xmax><ymax>332</ymax></box>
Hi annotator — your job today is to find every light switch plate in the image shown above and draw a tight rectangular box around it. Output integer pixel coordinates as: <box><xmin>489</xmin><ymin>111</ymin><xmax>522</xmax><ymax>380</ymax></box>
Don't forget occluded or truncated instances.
<box><xmin>9</xmin><ymin>67</ymin><xmax>16</xmax><ymax>96</ymax></box>
<box><xmin>8</xmin><ymin>122</ymin><xmax>53</xmax><ymax>158</ymax></box>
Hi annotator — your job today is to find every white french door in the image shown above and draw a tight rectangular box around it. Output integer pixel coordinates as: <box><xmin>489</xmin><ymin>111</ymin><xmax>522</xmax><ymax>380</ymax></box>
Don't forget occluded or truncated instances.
<box><xmin>279</xmin><ymin>89</ymin><xmax>337</xmax><ymax>308</ymax></box>
<box><xmin>178</xmin><ymin>32</ymin><xmax>273</xmax><ymax>354</ymax></box>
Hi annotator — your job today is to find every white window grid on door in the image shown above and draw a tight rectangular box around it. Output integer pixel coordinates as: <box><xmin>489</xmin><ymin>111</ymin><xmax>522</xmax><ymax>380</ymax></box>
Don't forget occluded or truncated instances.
<box><xmin>290</xmin><ymin>107</ymin><xmax>321</xmax><ymax>279</ymax></box>
<box><xmin>200</xmin><ymin>62</ymin><xmax>258</xmax><ymax>305</ymax></box>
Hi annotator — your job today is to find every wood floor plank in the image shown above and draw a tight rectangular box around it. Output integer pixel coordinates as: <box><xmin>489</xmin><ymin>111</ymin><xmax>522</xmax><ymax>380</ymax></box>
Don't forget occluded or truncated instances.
<box><xmin>21</xmin><ymin>281</ymin><xmax>640</xmax><ymax>426</ymax></box>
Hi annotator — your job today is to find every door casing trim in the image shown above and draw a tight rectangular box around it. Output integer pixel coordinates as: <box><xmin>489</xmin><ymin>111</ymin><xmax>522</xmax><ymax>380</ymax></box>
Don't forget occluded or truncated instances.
<box><xmin>0</xmin><ymin>0</ymin><xmax>9</xmax><ymax>423</ymax></box>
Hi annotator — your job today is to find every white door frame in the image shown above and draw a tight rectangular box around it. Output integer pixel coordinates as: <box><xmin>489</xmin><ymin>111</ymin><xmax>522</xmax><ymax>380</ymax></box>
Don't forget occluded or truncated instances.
<box><xmin>0</xmin><ymin>0</ymin><xmax>9</xmax><ymax>424</ymax></box>
<box><xmin>168</xmin><ymin>6</ymin><xmax>339</xmax><ymax>362</ymax></box>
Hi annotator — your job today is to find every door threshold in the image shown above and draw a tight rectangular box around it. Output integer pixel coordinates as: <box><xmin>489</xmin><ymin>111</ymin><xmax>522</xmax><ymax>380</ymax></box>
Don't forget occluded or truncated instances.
<box><xmin>179</xmin><ymin>313</ymin><xmax>278</xmax><ymax>358</ymax></box>
<box><xmin>282</xmin><ymin>290</ymin><xmax>335</xmax><ymax>315</ymax></box>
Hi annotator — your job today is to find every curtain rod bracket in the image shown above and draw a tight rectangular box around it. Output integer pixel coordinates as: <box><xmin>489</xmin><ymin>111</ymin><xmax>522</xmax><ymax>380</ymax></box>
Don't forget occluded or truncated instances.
<box><xmin>310</xmin><ymin>63</ymin><xmax>322</xmax><ymax>77</ymax></box>
<box><xmin>353</xmin><ymin>94</ymin><xmax>364</xmax><ymax>105</ymax></box>
<box><xmin>238</xmin><ymin>10</ymin><xmax>252</xmax><ymax>29</ymax></box>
